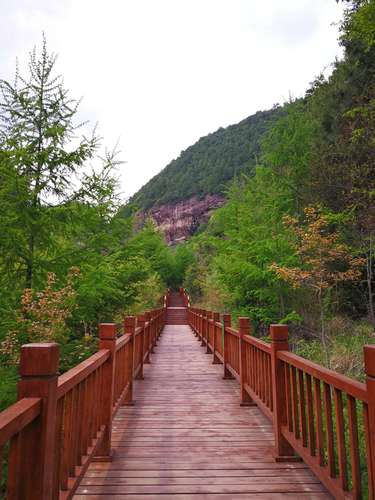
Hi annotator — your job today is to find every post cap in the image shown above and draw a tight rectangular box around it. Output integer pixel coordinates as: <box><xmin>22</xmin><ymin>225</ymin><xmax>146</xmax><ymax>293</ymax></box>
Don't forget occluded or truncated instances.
<box><xmin>223</xmin><ymin>314</ymin><xmax>231</xmax><ymax>326</ymax></box>
<box><xmin>270</xmin><ymin>324</ymin><xmax>289</xmax><ymax>342</ymax></box>
<box><xmin>99</xmin><ymin>323</ymin><xmax>116</xmax><ymax>340</ymax></box>
<box><xmin>19</xmin><ymin>343</ymin><xmax>60</xmax><ymax>377</ymax></box>
<box><xmin>137</xmin><ymin>314</ymin><xmax>146</xmax><ymax>326</ymax></box>
<box><xmin>124</xmin><ymin>316</ymin><xmax>137</xmax><ymax>333</ymax></box>
<box><xmin>238</xmin><ymin>317</ymin><xmax>250</xmax><ymax>335</ymax></box>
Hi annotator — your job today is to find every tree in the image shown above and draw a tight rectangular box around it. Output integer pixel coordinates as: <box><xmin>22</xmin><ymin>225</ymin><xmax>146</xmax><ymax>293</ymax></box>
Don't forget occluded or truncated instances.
<box><xmin>0</xmin><ymin>36</ymin><xmax>98</xmax><ymax>288</ymax></box>
<box><xmin>270</xmin><ymin>206</ymin><xmax>364</xmax><ymax>364</ymax></box>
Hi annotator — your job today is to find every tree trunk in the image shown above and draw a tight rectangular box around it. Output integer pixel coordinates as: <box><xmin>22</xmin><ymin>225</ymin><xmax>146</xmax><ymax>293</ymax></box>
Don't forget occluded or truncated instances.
<box><xmin>25</xmin><ymin>234</ymin><xmax>34</xmax><ymax>289</ymax></box>
<box><xmin>318</xmin><ymin>289</ymin><xmax>330</xmax><ymax>368</ymax></box>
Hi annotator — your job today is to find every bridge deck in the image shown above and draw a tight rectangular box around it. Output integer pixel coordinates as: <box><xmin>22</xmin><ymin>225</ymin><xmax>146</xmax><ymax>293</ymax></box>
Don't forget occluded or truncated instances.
<box><xmin>74</xmin><ymin>324</ymin><xmax>330</xmax><ymax>499</ymax></box>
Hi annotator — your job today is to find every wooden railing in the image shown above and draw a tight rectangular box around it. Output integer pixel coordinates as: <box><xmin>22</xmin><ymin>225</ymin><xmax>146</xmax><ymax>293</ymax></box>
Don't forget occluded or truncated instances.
<box><xmin>0</xmin><ymin>304</ymin><xmax>166</xmax><ymax>499</ymax></box>
<box><xmin>188</xmin><ymin>303</ymin><xmax>375</xmax><ymax>500</ymax></box>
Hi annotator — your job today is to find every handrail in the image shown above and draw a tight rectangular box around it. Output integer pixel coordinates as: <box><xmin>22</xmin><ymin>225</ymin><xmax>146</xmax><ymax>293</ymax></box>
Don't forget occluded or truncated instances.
<box><xmin>187</xmin><ymin>299</ymin><xmax>375</xmax><ymax>500</ymax></box>
<box><xmin>0</xmin><ymin>398</ymin><xmax>41</xmax><ymax>446</ymax></box>
<box><xmin>278</xmin><ymin>350</ymin><xmax>367</xmax><ymax>402</ymax></box>
<box><xmin>115</xmin><ymin>332</ymin><xmax>132</xmax><ymax>350</ymax></box>
<box><xmin>0</xmin><ymin>297</ymin><xmax>167</xmax><ymax>500</ymax></box>
<box><xmin>57</xmin><ymin>349</ymin><xmax>110</xmax><ymax>398</ymax></box>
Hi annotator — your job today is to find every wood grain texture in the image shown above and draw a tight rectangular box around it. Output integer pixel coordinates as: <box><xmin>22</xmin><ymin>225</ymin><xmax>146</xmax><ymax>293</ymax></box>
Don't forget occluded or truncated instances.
<box><xmin>75</xmin><ymin>323</ymin><xmax>331</xmax><ymax>499</ymax></box>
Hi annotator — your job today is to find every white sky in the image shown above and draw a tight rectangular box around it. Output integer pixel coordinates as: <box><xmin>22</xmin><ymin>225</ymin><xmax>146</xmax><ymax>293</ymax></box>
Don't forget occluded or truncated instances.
<box><xmin>1</xmin><ymin>0</ymin><xmax>345</xmax><ymax>200</ymax></box>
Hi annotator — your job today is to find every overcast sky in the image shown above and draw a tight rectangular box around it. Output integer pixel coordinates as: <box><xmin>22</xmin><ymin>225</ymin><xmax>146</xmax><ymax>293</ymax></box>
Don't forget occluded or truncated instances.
<box><xmin>1</xmin><ymin>0</ymin><xmax>345</xmax><ymax>200</ymax></box>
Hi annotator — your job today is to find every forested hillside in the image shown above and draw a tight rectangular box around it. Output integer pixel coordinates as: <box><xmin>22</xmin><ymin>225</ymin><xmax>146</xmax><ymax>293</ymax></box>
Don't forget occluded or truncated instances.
<box><xmin>130</xmin><ymin>107</ymin><xmax>282</xmax><ymax>209</ymax></box>
<box><xmin>178</xmin><ymin>0</ymin><xmax>375</xmax><ymax>380</ymax></box>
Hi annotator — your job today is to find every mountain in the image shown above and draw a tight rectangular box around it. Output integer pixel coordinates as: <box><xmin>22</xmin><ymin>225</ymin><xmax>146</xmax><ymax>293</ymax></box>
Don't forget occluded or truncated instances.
<box><xmin>127</xmin><ymin>106</ymin><xmax>283</xmax><ymax>243</ymax></box>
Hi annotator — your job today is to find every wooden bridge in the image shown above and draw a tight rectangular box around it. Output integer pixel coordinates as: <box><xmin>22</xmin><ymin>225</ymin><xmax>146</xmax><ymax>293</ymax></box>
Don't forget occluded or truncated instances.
<box><xmin>1</xmin><ymin>289</ymin><xmax>375</xmax><ymax>499</ymax></box>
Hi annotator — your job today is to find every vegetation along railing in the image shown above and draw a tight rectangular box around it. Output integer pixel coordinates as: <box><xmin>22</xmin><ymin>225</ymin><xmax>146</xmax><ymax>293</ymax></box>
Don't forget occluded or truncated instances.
<box><xmin>187</xmin><ymin>299</ymin><xmax>375</xmax><ymax>500</ymax></box>
<box><xmin>0</xmin><ymin>301</ymin><xmax>166</xmax><ymax>499</ymax></box>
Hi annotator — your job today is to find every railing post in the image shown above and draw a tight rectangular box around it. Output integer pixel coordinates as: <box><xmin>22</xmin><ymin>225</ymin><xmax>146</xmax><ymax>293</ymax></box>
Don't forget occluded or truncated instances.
<box><xmin>199</xmin><ymin>309</ymin><xmax>203</xmax><ymax>339</ymax></box>
<box><xmin>95</xmin><ymin>323</ymin><xmax>116</xmax><ymax>460</ymax></box>
<box><xmin>223</xmin><ymin>314</ymin><xmax>234</xmax><ymax>379</ymax></box>
<box><xmin>364</xmin><ymin>345</ymin><xmax>375</xmax><ymax>497</ymax></box>
<box><xmin>124</xmin><ymin>316</ymin><xmax>136</xmax><ymax>404</ymax></box>
<box><xmin>137</xmin><ymin>314</ymin><xmax>146</xmax><ymax>380</ymax></box>
<box><xmin>157</xmin><ymin>309</ymin><xmax>162</xmax><ymax>339</ymax></box>
<box><xmin>154</xmin><ymin>310</ymin><xmax>158</xmax><ymax>346</ymax></box>
<box><xmin>144</xmin><ymin>311</ymin><xmax>151</xmax><ymax>363</ymax></box>
<box><xmin>162</xmin><ymin>307</ymin><xmax>165</xmax><ymax>334</ymax></box>
<box><xmin>212</xmin><ymin>312</ymin><xmax>221</xmax><ymax>364</ymax></box>
<box><xmin>239</xmin><ymin>317</ymin><xmax>255</xmax><ymax>407</ymax></box>
<box><xmin>154</xmin><ymin>311</ymin><xmax>158</xmax><ymax>346</ymax></box>
<box><xmin>10</xmin><ymin>343</ymin><xmax>59</xmax><ymax>499</ymax></box>
<box><xmin>206</xmin><ymin>311</ymin><xmax>213</xmax><ymax>354</ymax></box>
<box><xmin>150</xmin><ymin>311</ymin><xmax>155</xmax><ymax>353</ymax></box>
<box><xmin>155</xmin><ymin>310</ymin><xmax>160</xmax><ymax>340</ymax></box>
<box><xmin>197</xmin><ymin>309</ymin><xmax>202</xmax><ymax>339</ymax></box>
<box><xmin>270</xmin><ymin>324</ymin><xmax>296</xmax><ymax>461</ymax></box>
<box><xmin>201</xmin><ymin>310</ymin><xmax>206</xmax><ymax>347</ymax></box>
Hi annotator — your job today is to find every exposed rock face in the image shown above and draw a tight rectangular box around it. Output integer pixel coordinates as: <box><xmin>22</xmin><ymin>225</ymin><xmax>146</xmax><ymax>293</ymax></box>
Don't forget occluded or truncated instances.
<box><xmin>146</xmin><ymin>194</ymin><xmax>226</xmax><ymax>245</ymax></box>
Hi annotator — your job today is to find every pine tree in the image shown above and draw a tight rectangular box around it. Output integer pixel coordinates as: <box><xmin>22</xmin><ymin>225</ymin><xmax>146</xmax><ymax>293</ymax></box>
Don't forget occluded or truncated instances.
<box><xmin>0</xmin><ymin>36</ymin><xmax>98</xmax><ymax>288</ymax></box>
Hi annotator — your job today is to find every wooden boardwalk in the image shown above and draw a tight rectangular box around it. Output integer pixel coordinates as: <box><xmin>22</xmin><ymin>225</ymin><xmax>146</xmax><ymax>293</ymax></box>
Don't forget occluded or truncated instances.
<box><xmin>74</xmin><ymin>324</ymin><xmax>330</xmax><ymax>499</ymax></box>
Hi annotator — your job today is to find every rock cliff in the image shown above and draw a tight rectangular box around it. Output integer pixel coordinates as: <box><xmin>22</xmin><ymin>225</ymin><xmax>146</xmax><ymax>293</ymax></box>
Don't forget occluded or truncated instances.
<box><xmin>143</xmin><ymin>194</ymin><xmax>226</xmax><ymax>245</ymax></box>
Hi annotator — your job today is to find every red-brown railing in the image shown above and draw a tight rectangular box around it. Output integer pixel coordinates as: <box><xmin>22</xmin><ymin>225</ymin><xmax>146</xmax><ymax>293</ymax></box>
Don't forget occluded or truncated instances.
<box><xmin>0</xmin><ymin>302</ymin><xmax>166</xmax><ymax>500</ymax></box>
<box><xmin>188</xmin><ymin>303</ymin><xmax>375</xmax><ymax>500</ymax></box>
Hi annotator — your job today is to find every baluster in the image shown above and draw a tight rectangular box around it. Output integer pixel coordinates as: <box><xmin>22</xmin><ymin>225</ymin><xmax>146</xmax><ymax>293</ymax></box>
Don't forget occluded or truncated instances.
<box><xmin>297</xmin><ymin>370</ymin><xmax>307</xmax><ymax>447</ymax></box>
<box><xmin>334</xmin><ymin>389</ymin><xmax>348</xmax><ymax>490</ymax></box>
<box><xmin>347</xmin><ymin>395</ymin><xmax>361</xmax><ymax>499</ymax></box>
<box><xmin>323</xmin><ymin>383</ymin><xmax>336</xmax><ymax>478</ymax></box>
<box><xmin>313</xmin><ymin>378</ymin><xmax>324</xmax><ymax>465</ymax></box>
<box><xmin>259</xmin><ymin>349</ymin><xmax>266</xmax><ymax>403</ymax></box>
<box><xmin>305</xmin><ymin>373</ymin><xmax>315</xmax><ymax>457</ymax></box>
<box><xmin>291</xmin><ymin>367</ymin><xmax>300</xmax><ymax>439</ymax></box>
<box><xmin>284</xmin><ymin>364</ymin><xmax>293</xmax><ymax>432</ymax></box>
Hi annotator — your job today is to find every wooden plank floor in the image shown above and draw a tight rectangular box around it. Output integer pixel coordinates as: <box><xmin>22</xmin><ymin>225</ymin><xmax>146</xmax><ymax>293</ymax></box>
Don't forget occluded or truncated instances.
<box><xmin>75</xmin><ymin>325</ymin><xmax>331</xmax><ymax>499</ymax></box>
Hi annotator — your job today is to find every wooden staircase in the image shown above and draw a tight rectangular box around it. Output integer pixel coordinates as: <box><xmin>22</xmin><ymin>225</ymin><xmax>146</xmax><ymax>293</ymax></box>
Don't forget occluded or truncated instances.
<box><xmin>166</xmin><ymin>291</ymin><xmax>188</xmax><ymax>324</ymax></box>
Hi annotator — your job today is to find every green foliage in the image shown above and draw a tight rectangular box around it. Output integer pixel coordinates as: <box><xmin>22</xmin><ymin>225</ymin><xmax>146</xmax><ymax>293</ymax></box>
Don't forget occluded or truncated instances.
<box><xmin>181</xmin><ymin>100</ymin><xmax>314</xmax><ymax>332</ymax></box>
<box><xmin>0</xmin><ymin>39</ymin><xmax>179</xmax><ymax>379</ymax></box>
<box><xmin>180</xmin><ymin>1</ymin><xmax>375</xmax><ymax>364</ymax></box>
